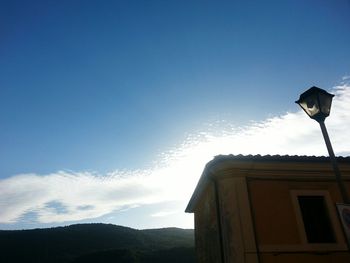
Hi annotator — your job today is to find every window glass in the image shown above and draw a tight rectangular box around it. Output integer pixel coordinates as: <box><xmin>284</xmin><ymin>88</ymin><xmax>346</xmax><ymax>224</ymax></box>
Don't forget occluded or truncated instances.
<box><xmin>298</xmin><ymin>196</ymin><xmax>336</xmax><ymax>243</ymax></box>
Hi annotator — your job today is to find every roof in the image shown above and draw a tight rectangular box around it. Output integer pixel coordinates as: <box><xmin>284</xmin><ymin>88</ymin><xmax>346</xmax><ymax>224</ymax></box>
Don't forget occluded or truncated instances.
<box><xmin>185</xmin><ymin>154</ymin><xmax>350</xmax><ymax>213</ymax></box>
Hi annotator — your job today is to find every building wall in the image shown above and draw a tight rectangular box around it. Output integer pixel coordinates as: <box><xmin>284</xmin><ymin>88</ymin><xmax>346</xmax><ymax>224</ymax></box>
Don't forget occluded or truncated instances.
<box><xmin>194</xmin><ymin>182</ymin><xmax>222</xmax><ymax>263</ymax></box>
<box><xmin>248</xmin><ymin>178</ymin><xmax>350</xmax><ymax>262</ymax></box>
<box><xmin>194</xmin><ymin>175</ymin><xmax>259</xmax><ymax>263</ymax></box>
<box><xmin>190</xmin><ymin>158</ymin><xmax>350</xmax><ymax>263</ymax></box>
<box><xmin>217</xmin><ymin>176</ymin><xmax>259</xmax><ymax>263</ymax></box>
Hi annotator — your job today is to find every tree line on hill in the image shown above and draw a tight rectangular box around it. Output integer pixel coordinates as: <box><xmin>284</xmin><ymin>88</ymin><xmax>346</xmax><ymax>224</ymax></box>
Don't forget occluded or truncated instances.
<box><xmin>0</xmin><ymin>223</ymin><xmax>195</xmax><ymax>263</ymax></box>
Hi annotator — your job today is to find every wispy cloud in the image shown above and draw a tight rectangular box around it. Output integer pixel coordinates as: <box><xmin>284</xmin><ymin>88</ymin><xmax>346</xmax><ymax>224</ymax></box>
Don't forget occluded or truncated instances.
<box><xmin>1</xmin><ymin>83</ymin><xmax>350</xmax><ymax>227</ymax></box>
<box><xmin>151</xmin><ymin>210</ymin><xmax>179</xmax><ymax>217</ymax></box>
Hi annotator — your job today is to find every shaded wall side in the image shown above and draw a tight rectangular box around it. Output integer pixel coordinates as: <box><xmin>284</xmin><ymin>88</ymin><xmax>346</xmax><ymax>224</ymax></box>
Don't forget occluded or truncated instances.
<box><xmin>194</xmin><ymin>181</ymin><xmax>222</xmax><ymax>263</ymax></box>
<box><xmin>217</xmin><ymin>176</ymin><xmax>259</xmax><ymax>263</ymax></box>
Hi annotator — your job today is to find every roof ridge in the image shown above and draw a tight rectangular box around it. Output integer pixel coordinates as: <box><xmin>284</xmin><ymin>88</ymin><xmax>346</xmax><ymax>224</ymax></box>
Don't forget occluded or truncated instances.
<box><xmin>212</xmin><ymin>154</ymin><xmax>350</xmax><ymax>161</ymax></box>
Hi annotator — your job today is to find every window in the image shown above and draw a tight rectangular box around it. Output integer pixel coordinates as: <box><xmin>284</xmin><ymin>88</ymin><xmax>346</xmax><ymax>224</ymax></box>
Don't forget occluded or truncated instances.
<box><xmin>297</xmin><ymin>195</ymin><xmax>336</xmax><ymax>243</ymax></box>
<box><xmin>290</xmin><ymin>189</ymin><xmax>345</xmax><ymax>248</ymax></box>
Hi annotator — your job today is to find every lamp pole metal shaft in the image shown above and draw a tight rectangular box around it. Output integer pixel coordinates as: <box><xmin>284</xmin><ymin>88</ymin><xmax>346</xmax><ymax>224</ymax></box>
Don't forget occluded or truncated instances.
<box><xmin>319</xmin><ymin>121</ymin><xmax>350</xmax><ymax>203</ymax></box>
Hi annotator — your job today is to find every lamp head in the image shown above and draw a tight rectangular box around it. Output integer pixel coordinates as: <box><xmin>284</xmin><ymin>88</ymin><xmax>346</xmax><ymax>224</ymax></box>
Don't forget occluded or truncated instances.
<box><xmin>295</xmin><ymin>86</ymin><xmax>334</xmax><ymax>123</ymax></box>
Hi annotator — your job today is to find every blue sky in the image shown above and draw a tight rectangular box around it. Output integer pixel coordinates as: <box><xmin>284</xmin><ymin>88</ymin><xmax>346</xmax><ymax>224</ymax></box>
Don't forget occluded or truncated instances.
<box><xmin>1</xmin><ymin>0</ymin><xmax>350</xmax><ymax>230</ymax></box>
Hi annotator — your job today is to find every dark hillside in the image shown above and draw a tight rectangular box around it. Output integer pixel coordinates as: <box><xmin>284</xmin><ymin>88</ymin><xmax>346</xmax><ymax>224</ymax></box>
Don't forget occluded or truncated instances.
<box><xmin>72</xmin><ymin>247</ymin><xmax>195</xmax><ymax>263</ymax></box>
<box><xmin>141</xmin><ymin>227</ymin><xmax>194</xmax><ymax>249</ymax></box>
<box><xmin>0</xmin><ymin>223</ymin><xmax>194</xmax><ymax>263</ymax></box>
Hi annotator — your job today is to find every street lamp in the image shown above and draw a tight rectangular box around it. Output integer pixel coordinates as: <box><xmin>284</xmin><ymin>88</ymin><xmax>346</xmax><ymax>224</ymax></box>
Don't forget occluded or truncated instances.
<box><xmin>296</xmin><ymin>86</ymin><xmax>349</xmax><ymax>203</ymax></box>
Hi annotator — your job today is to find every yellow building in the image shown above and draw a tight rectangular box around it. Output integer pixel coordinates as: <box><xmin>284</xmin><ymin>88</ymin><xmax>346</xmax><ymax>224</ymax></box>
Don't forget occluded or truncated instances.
<box><xmin>186</xmin><ymin>155</ymin><xmax>350</xmax><ymax>263</ymax></box>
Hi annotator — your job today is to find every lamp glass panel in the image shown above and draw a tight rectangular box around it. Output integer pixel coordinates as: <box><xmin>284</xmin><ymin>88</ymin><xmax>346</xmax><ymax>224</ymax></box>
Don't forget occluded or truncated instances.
<box><xmin>299</xmin><ymin>93</ymin><xmax>320</xmax><ymax>117</ymax></box>
<box><xmin>318</xmin><ymin>92</ymin><xmax>333</xmax><ymax>116</ymax></box>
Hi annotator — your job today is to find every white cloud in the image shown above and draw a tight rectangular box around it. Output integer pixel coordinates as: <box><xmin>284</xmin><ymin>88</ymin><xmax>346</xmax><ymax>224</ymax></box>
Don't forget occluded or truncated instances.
<box><xmin>151</xmin><ymin>210</ymin><xmax>179</xmax><ymax>217</ymax></box>
<box><xmin>1</xmin><ymin>84</ymin><xmax>350</xmax><ymax>227</ymax></box>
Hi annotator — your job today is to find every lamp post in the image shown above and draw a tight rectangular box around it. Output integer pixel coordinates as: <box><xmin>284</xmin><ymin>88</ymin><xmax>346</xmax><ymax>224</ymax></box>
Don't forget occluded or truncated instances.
<box><xmin>296</xmin><ymin>86</ymin><xmax>349</xmax><ymax>204</ymax></box>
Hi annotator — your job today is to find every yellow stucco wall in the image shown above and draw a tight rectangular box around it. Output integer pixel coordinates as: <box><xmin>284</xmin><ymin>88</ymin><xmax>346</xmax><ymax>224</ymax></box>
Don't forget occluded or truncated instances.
<box><xmin>189</xmin><ymin>157</ymin><xmax>350</xmax><ymax>263</ymax></box>
<box><xmin>248</xmin><ymin>179</ymin><xmax>350</xmax><ymax>262</ymax></box>
<box><xmin>259</xmin><ymin>252</ymin><xmax>350</xmax><ymax>263</ymax></box>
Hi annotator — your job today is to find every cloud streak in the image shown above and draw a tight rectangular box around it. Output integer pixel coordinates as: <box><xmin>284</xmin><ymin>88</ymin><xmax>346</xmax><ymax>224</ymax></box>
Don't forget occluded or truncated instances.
<box><xmin>1</xmin><ymin>83</ymin><xmax>350</xmax><ymax>227</ymax></box>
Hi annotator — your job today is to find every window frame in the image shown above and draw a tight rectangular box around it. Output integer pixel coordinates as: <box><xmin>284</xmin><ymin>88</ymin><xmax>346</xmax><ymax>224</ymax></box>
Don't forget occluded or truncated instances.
<box><xmin>290</xmin><ymin>190</ymin><xmax>346</xmax><ymax>250</ymax></box>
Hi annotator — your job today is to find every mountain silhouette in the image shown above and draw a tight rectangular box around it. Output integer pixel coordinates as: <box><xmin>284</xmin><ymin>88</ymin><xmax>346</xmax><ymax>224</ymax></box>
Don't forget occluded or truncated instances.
<box><xmin>0</xmin><ymin>223</ymin><xmax>194</xmax><ymax>263</ymax></box>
